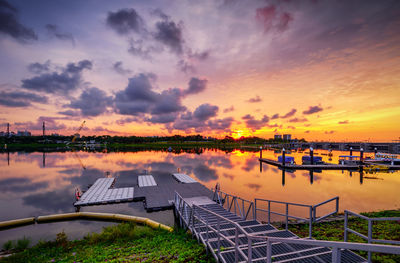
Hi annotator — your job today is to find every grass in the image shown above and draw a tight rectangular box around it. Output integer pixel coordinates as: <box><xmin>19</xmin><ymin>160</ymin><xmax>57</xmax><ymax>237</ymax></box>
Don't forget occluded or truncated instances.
<box><xmin>0</xmin><ymin>223</ymin><xmax>214</xmax><ymax>263</ymax></box>
<box><xmin>287</xmin><ymin>210</ymin><xmax>400</xmax><ymax>263</ymax></box>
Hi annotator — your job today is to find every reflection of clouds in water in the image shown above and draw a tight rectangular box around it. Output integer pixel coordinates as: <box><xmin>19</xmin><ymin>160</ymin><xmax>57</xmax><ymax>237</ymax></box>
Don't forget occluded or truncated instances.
<box><xmin>242</xmin><ymin>158</ymin><xmax>259</xmax><ymax>172</ymax></box>
<box><xmin>69</xmin><ymin>168</ymin><xmax>105</xmax><ymax>189</ymax></box>
<box><xmin>193</xmin><ymin>164</ymin><xmax>218</xmax><ymax>182</ymax></box>
<box><xmin>301</xmin><ymin>171</ymin><xmax>321</xmax><ymax>183</ymax></box>
<box><xmin>223</xmin><ymin>173</ymin><xmax>234</xmax><ymax>181</ymax></box>
<box><xmin>22</xmin><ymin>187</ymin><xmax>75</xmax><ymax>213</ymax></box>
<box><xmin>149</xmin><ymin>161</ymin><xmax>176</xmax><ymax>173</ymax></box>
<box><xmin>245</xmin><ymin>183</ymin><xmax>262</xmax><ymax>192</ymax></box>
<box><xmin>0</xmin><ymin>177</ymin><xmax>48</xmax><ymax>193</ymax></box>
<box><xmin>172</xmin><ymin>155</ymin><xmax>219</xmax><ymax>182</ymax></box>
<box><xmin>207</xmin><ymin>156</ymin><xmax>233</xmax><ymax>169</ymax></box>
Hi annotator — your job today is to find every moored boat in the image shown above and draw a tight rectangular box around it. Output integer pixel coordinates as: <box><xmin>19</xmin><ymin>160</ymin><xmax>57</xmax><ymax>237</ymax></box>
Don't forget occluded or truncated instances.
<box><xmin>302</xmin><ymin>155</ymin><xmax>324</xmax><ymax>165</ymax></box>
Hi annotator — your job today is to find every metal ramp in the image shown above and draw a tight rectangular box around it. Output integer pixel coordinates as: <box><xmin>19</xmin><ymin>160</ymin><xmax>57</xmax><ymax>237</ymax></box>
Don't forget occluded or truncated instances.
<box><xmin>138</xmin><ymin>175</ymin><xmax>157</xmax><ymax>187</ymax></box>
<box><xmin>173</xmin><ymin>192</ymin><xmax>399</xmax><ymax>263</ymax></box>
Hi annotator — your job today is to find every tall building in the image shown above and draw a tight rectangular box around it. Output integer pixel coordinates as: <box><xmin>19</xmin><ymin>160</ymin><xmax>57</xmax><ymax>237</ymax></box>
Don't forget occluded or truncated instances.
<box><xmin>274</xmin><ymin>134</ymin><xmax>282</xmax><ymax>140</ymax></box>
<box><xmin>283</xmin><ymin>134</ymin><xmax>292</xmax><ymax>141</ymax></box>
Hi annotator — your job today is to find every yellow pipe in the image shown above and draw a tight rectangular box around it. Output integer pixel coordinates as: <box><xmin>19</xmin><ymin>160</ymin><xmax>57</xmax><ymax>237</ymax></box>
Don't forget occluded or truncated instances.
<box><xmin>0</xmin><ymin>217</ymin><xmax>35</xmax><ymax>229</ymax></box>
<box><xmin>3</xmin><ymin>213</ymin><xmax>173</xmax><ymax>232</ymax></box>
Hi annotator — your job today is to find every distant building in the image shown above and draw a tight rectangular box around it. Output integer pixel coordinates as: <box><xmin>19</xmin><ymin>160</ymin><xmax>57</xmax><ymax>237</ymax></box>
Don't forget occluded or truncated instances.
<box><xmin>17</xmin><ymin>130</ymin><xmax>31</xmax><ymax>136</ymax></box>
<box><xmin>274</xmin><ymin>134</ymin><xmax>282</xmax><ymax>140</ymax></box>
<box><xmin>0</xmin><ymin>132</ymin><xmax>4</xmax><ymax>137</ymax></box>
<box><xmin>283</xmin><ymin>134</ymin><xmax>292</xmax><ymax>141</ymax></box>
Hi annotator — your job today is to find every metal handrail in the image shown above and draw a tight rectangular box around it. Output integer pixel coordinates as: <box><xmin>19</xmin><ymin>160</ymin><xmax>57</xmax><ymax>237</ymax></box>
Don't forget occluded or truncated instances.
<box><xmin>213</xmin><ymin>189</ymin><xmax>254</xmax><ymax>220</ymax></box>
<box><xmin>255</xmin><ymin>196</ymin><xmax>339</xmax><ymax>238</ymax></box>
<box><xmin>255</xmin><ymin>198</ymin><xmax>314</xmax><ymax>238</ymax></box>
<box><xmin>193</xmin><ymin>203</ymin><xmax>400</xmax><ymax>263</ymax></box>
<box><xmin>313</xmin><ymin>196</ymin><xmax>339</xmax><ymax>222</ymax></box>
<box><xmin>344</xmin><ymin>210</ymin><xmax>400</xmax><ymax>262</ymax></box>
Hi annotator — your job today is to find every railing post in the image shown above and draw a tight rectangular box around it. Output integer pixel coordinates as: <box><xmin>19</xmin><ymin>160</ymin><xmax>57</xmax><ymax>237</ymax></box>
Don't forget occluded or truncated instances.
<box><xmin>242</xmin><ymin>199</ymin><xmax>245</xmax><ymax>219</ymax></box>
<box><xmin>332</xmin><ymin>247</ymin><xmax>341</xmax><ymax>263</ymax></box>
<box><xmin>344</xmin><ymin>211</ymin><xmax>348</xmax><ymax>242</ymax></box>
<box><xmin>336</xmin><ymin>197</ymin><xmax>339</xmax><ymax>213</ymax></box>
<box><xmin>217</xmin><ymin>216</ymin><xmax>221</xmax><ymax>258</ymax></box>
<box><xmin>254</xmin><ymin>200</ymin><xmax>257</xmax><ymax>221</ymax></box>
<box><xmin>235</xmin><ymin>225</ymin><xmax>239</xmax><ymax>262</ymax></box>
<box><xmin>266</xmin><ymin>239</ymin><xmax>272</xmax><ymax>263</ymax></box>
<box><xmin>368</xmin><ymin>219</ymin><xmax>372</xmax><ymax>262</ymax></box>
<box><xmin>268</xmin><ymin>201</ymin><xmax>271</xmax><ymax>224</ymax></box>
<box><xmin>206</xmin><ymin>212</ymin><xmax>209</xmax><ymax>244</ymax></box>
<box><xmin>234</xmin><ymin>197</ymin><xmax>237</xmax><ymax>215</ymax></box>
<box><xmin>247</xmin><ymin>236</ymin><xmax>252</xmax><ymax>263</ymax></box>
<box><xmin>285</xmin><ymin>203</ymin><xmax>289</xmax><ymax>230</ymax></box>
<box><xmin>309</xmin><ymin>206</ymin><xmax>313</xmax><ymax>239</ymax></box>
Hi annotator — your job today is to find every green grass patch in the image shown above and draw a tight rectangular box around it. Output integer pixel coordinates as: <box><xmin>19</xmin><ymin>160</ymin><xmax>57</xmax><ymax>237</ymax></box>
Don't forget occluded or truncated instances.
<box><xmin>287</xmin><ymin>210</ymin><xmax>400</xmax><ymax>263</ymax></box>
<box><xmin>1</xmin><ymin>223</ymin><xmax>214</xmax><ymax>263</ymax></box>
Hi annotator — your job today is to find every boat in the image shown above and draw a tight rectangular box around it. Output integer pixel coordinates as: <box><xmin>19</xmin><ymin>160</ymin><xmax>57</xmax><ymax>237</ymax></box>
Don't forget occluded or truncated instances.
<box><xmin>278</xmin><ymin>156</ymin><xmax>295</xmax><ymax>164</ymax></box>
<box><xmin>302</xmin><ymin>155</ymin><xmax>324</xmax><ymax>165</ymax></box>
<box><xmin>373</xmin><ymin>152</ymin><xmax>400</xmax><ymax>164</ymax></box>
<box><xmin>338</xmin><ymin>155</ymin><xmax>360</xmax><ymax>165</ymax></box>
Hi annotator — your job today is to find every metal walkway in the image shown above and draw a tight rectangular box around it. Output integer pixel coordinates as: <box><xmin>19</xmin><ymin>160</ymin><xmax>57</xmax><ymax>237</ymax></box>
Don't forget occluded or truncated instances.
<box><xmin>174</xmin><ymin>191</ymin><xmax>400</xmax><ymax>263</ymax></box>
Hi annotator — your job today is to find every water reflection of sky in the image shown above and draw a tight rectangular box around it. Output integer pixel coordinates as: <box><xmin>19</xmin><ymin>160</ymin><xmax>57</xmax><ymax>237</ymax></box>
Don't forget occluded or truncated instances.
<box><xmin>0</xmin><ymin>149</ymin><xmax>399</xmax><ymax>246</ymax></box>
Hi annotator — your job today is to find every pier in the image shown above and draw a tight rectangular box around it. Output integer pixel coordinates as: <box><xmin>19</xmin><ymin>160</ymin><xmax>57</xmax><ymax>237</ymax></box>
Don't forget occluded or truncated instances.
<box><xmin>74</xmin><ymin>173</ymin><xmax>213</xmax><ymax>211</ymax></box>
<box><xmin>259</xmin><ymin>158</ymin><xmax>360</xmax><ymax>170</ymax></box>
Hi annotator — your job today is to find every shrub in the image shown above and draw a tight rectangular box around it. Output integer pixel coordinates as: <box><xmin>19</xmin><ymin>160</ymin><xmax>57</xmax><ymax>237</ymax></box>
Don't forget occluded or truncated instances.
<box><xmin>15</xmin><ymin>237</ymin><xmax>30</xmax><ymax>251</ymax></box>
<box><xmin>2</xmin><ymin>240</ymin><xmax>13</xmax><ymax>251</ymax></box>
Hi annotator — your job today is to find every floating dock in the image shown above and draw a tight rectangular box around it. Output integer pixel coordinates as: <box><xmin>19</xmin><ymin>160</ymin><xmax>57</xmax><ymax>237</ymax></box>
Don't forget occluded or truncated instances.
<box><xmin>74</xmin><ymin>178</ymin><xmax>135</xmax><ymax>206</ymax></box>
<box><xmin>74</xmin><ymin>173</ymin><xmax>213</xmax><ymax>211</ymax></box>
<box><xmin>259</xmin><ymin>158</ymin><xmax>360</xmax><ymax>170</ymax></box>
<box><xmin>173</xmin><ymin>173</ymin><xmax>198</xmax><ymax>183</ymax></box>
<box><xmin>138</xmin><ymin>175</ymin><xmax>157</xmax><ymax>187</ymax></box>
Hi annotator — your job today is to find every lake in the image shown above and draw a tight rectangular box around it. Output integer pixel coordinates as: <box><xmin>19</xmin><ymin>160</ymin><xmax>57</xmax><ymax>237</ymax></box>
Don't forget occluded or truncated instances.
<box><xmin>1</xmin><ymin>148</ymin><xmax>399</xmax><ymax>246</ymax></box>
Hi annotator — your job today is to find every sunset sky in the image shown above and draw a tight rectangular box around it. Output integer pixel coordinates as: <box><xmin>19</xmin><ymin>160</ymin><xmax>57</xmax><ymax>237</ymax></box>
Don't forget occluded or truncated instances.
<box><xmin>0</xmin><ymin>0</ymin><xmax>399</xmax><ymax>141</ymax></box>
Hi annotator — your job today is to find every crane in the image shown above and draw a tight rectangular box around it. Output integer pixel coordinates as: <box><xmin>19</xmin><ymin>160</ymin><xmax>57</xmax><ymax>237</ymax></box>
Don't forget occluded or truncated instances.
<box><xmin>72</xmin><ymin>121</ymin><xmax>86</xmax><ymax>143</ymax></box>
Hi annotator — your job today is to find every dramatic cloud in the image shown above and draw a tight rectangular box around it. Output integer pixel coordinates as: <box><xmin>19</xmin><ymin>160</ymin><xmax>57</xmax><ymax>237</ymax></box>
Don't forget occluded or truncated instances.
<box><xmin>15</xmin><ymin>116</ymin><xmax>67</xmax><ymax>131</ymax></box>
<box><xmin>271</xmin><ymin>113</ymin><xmax>279</xmax><ymax>119</ymax></box>
<box><xmin>0</xmin><ymin>0</ymin><xmax>37</xmax><ymax>42</ymax></box>
<box><xmin>242</xmin><ymin>114</ymin><xmax>269</xmax><ymax>131</ymax></box>
<box><xmin>113</xmin><ymin>61</ymin><xmax>132</xmax><ymax>75</ymax></box>
<box><xmin>172</xmin><ymin>105</ymin><xmax>232</xmax><ymax>133</ymax></box>
<box><xmin>58</xmin><ymin>110</ymin><xmax>80</xmax><ymax>117</ymax></box>
<box><xmin>0</xmin><ymin>90</ymin><xmax>48</xmax><ymax>107</ymax></box>
<box><xmin>27</xmin><ymin>60</ymin><xmax>50</xmax><ymax>74</ymax></box>
<box><xmin>303</xmin><ymin>105</ymin><xmax>323</xmax><ymax>115</ymax></box>
<box><xmin>289</xmin><ymin>117</ymin><xmax>308</xmax><ymax>123</ymax></box>
<box><xmin>255</xmin><ymin>4</ymin><xmax>293</xmax><ymax>33</ymax></box>
<box><xmin>184</xmin><ymin>77</ymin><xmax>207</xmax><ymax>95</ymax></box>
<box><xmin>45</xmin><ymin>24</ymin><xmax>75</xmax><ymax>46</ymax></box>
<box><xmin>21</xmin><ymin>60</ymin><xmax>92</xmax><ymax>95</ymax></box>
<box><xmin>153</xmin><ymin>15</ymin><xmax>184</xmax><ymax>54</ymax></box>
<box><xmin>67</xmin><ymin>87</ymin><xmax>113</xmax><ymax>117</ymax></box>
<box><xmin>281</xmin><ymin>108</ymin><xmax>297</xmax><ymax>118</ymax></box>
<box><xmin>193</xmin><ymin>103</ymin><xmax>218</xmax><ymax>121</ymax></box>
<box><xmin>207</xmin><ymin>117</ymin><xmax>234</xmax><ymax>131</ymax></box>
<box><xmin>106</xmin><ymin>8</ymin><xmax>144</xmax><ymax>35</ymax></box>
<box><xmin>114</xmin><ymin>73</ymin><xmax>186</xmax><ymax>120</ymax></box>
<box><xmin>338</xmin><ymin>120</ymin><xmax>349</xmax><ymax>124</ymax></box>
<box><xmin>223</xmin><ymin>106</ymin><xmax>235</xmax><ymax>113</ymax></box>
<box><xmin>247</xmin><ymin>95</ymin><xmax>262</xmax><ymax>103</ymax></box>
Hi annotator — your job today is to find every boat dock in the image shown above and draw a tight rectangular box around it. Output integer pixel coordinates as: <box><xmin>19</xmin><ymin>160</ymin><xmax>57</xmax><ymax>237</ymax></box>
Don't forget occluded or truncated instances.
<box><xmin>259</xmin><ymin>158</ymin><xmax>360</xmax><ymax>170</ymax></box>
<box><xmin>74</xmin><ymin>173</ymin><xmax>213</xmax><ymax>211</ymax></box>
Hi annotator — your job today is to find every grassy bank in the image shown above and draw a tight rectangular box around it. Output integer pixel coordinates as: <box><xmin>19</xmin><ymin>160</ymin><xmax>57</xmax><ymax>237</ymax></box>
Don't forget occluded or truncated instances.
<box><xmin>287</xmin><ymin>210</ymin><xmax>400</xmax><ymax>263</ymax></box>
<box><xmin>0</xmin><ymin>223</ymin><xmax>214</xmax><ymax>263</ymax></box>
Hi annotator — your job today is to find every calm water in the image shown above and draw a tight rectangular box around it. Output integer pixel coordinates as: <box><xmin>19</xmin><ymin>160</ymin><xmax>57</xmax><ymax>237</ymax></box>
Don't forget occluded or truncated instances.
<box><xmin>1</xmin><ymin>149</ymin><xmax>399</xmax><ymax>246</ymax></box>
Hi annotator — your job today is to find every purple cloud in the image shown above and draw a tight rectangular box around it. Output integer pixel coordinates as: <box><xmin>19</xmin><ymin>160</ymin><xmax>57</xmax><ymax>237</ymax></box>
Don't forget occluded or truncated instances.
<box><xmin>303</xmin><ymin>105</ymin><xmax>323</xmax><ymax>115</ymax></box>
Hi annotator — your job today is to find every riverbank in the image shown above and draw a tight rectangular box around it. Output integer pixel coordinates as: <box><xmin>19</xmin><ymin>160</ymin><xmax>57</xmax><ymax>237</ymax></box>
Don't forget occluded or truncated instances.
<box><xmin>286</xmin><ymin>210</ymin><xmax>400</xmax><ymax>263</ymax></box>
<box><xmin>0</xmin><ymin>223</ymin><xmax>214</xmax><ymax>263</ymax></box>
